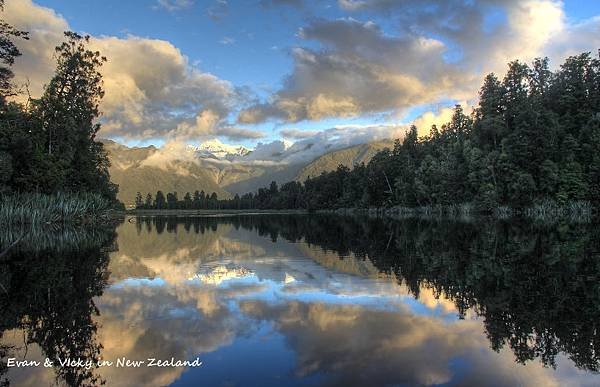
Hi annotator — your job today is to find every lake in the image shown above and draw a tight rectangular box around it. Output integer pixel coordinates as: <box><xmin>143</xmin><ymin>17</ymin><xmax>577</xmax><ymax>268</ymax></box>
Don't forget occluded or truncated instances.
<box><xmin>1</xmin><ymin>214</ymin><xmax>599</xmax><ymax>386</ymax></box>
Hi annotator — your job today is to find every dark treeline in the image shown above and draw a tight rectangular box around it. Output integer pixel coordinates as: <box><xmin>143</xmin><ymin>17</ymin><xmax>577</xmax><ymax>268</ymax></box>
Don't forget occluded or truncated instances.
<box><xmin>134</xmin><ymin>182</ymin><xmax>298</xmax><ymax>210</ymax></box>
<box><xmin>135</xmin><ymin>190</ymin><xmax>226</xmax><ymax>210</ymax></box>
<box><xmin>0</xmin><ymin>4</ymin><xmax>119</xmax><ymax>205</ymax></box>
<box><xmin>141</xmin><ymin>51</ymin><xmax>600</xmax><ymax>212</ymax></box>
<box><xmin>137</xmin><ymin>214</ymin><xmax>600</xmax><ymax>371</ymax></box>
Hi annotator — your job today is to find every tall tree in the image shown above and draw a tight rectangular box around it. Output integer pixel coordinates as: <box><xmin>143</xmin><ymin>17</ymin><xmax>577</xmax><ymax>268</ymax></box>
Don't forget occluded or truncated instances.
<box><xmin>144</xmin><ymin>193</ymin><xmax>153</xmax><ymax>209</ymax></box>
<box><xmin>155</xmin><ymin>190</ymin><xmax>166</xmax><ymax>209</ymax></box>
<box><xmin>135</xmin><ymin>192</ymin><xmax>143</xmax><ymax>209</ymax></box>
<box><xmin>183</xmin><ymin>192</ymin><xmax>192</xmax><ymax>209</ymax></box>
<box><xmin>34</xmin><ymin>32</ymin><xmax>117</xmax><ymax>201</ymax></box>
<box><xmin>0</xmin><ymin>0</ymin><xmax>29</xmax><ymax>103</ymax></box>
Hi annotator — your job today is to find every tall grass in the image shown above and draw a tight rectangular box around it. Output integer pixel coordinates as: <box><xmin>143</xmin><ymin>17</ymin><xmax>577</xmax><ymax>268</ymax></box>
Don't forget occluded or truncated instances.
<box><xmin>0</xmin><ymin>192</ymin><xmax>113</xmax><ymax>226</ymax></box>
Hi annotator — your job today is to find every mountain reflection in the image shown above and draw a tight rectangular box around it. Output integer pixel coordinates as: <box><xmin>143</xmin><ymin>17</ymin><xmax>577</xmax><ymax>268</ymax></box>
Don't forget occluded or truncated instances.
<box><xmin>1</xmin><ymin>215</ymin><xmax>599</xmax><ymax>386</ymax></box>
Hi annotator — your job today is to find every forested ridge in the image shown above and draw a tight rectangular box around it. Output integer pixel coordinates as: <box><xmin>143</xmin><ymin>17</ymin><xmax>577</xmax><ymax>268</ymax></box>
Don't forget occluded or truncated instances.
<box><xmin>139</xmin><ymin>52</ymin><xmax>600</xmax><ymax>213</ymax></box>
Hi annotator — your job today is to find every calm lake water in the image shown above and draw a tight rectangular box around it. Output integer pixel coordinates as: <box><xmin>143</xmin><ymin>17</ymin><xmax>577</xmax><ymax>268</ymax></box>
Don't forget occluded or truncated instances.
<box><xmin>1</xmin><ymin>215</ymin><xmax>600</xmax><ymax>386</ymax></box>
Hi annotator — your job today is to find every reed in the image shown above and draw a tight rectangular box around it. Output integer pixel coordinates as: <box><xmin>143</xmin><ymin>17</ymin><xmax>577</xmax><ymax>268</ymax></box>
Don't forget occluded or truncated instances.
<box><xmin>0</xmin><ymin>192</ymin><xmax>113</xmax><ymax>226</ymax></box>
<box><xmin>0</xmin><ymin>225</ymin><xmax>117</xmax><ymax>253</ymax></box>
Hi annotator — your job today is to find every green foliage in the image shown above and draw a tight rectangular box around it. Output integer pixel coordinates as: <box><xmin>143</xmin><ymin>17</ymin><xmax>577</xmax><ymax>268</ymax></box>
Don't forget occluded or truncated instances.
<box><xmin>0</xmin><ymin>192</ymin><xmax>114</xmax><ymax>226</ymax></box>
<box><xmin>0</xmin><ymin>28</ymin><xmax>120</xmax><ymax>208</ymax></box>
<box><xmin>232</xmin><ymin>51</ymin><xmax>600</xmax><ymax>213</ymax></box>
<box><xmin>0</xmin><ymin>0</ymin><xmax>29</xmax><ymax>101</ymax></box>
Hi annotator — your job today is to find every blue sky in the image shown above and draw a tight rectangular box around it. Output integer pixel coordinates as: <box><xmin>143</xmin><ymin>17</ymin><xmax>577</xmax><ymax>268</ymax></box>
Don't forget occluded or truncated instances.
<box><xmin>7</xmin><ymin>0</ymin><xmax>600</xmax><ymax>150</ymax></box>
<box><xmin>35</xmin><ymin>1</ymin><xmax>309</xmax><ymax>91</ymax></box>
<box><xmin>32</xmin><ymin>0</ymin><xmax>392</xmax><ymax>147</ymax></box>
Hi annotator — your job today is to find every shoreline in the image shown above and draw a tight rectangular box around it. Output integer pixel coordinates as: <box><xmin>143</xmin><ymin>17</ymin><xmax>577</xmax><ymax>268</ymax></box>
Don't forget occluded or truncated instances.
<box><xmin>125</xmin><ymin>202</ymin><xmax>595</xmax><ymax>222</ymax></box>
<box><xmin>126</xmin><ymin>209</ymin><xmax>310</xmax><ymax>216</ymax></box>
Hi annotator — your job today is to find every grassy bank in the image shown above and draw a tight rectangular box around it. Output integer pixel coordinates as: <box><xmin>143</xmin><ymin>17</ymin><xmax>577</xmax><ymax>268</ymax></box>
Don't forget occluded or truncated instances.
<box><xmin>0</xmin><ymin>192</ymin><xmax>119</xmax><ymax>226</ymax></box>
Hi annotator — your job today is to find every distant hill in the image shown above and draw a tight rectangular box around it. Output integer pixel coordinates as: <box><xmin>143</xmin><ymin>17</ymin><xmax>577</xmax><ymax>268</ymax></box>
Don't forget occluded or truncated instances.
<box><xmin>102</xmin><ymin>140</ymin><xmax>229</xmax><ymax>206</ymax></box>
<box><xmin>223</xmin><ymin>163</ymin><xmax>305</xmax><ymax>195</ymax></box>
<box><xmin>294</xmin><ymin>140</ymin><xmax>394</xmax><ymax>182</ymax></box>
<box><xmin>102</xmin><ymin>138</ymin><xmax>395</xmax><ymax>206</ymax></box>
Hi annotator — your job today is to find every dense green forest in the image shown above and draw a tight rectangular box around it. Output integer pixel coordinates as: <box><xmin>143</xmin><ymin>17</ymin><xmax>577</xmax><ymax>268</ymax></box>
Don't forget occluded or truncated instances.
<box><xmin>138</xmin><ymin>51</ymin><xmax>600</xmax><ymax>213</ymax></box>
<box><xmin>0</xmin><ymin>3</ymin><xmax>118</xmax><ymax>206</ymax></box>
<box><xmin>292</xmin><ymin>53</ymin><xmax>600</xmax><ymax>211</ymax></box>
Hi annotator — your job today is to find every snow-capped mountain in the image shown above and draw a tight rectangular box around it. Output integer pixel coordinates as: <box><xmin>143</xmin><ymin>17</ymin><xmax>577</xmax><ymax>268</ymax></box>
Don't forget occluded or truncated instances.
<box><xmin>190</xmin><ymin>139</ymin><xmax>251</xmax><ymax>160</ymax></box>
<box><xmin>190</xmin><ymin>264</ymin><xmax>253</xmax><ymax>285</ymax></box>
<box><xmin>101</xmin><ymin>138</ymin><xmax>392</xmax><ymax>206</ymax></box>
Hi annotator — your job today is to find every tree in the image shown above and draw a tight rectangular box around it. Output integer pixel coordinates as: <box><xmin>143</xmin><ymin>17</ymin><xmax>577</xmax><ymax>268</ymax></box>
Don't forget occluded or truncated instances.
<box><xmin>135</xmin><ymin>192</ymin><xmax>143</xmax><ymax>209</ymax></box>
<box><xmin>144</xmin><ymin>193</ymin><xmax>153</xmax><ymax>209</ymax></box>
<box><xmin>33</xmin><ymin>32</ymin><xmax>117</xmax><ymax>201</ymax></box>
<box><xmin>233</xmin><ymin>193</ymin><xmax>241</xmax><ymax>209</ymax></box>
<box><xmin>166</xmin><ymin>192</ymin><xmax>178</xmax><ymax>209</ymax></box>
<box><xmin>183</xmin><ymin>192</ymin><xmax>192</xmax><ymax>209</ymax></box>
<box><xmin>155</xmin><ymin>191</ymin><xmax>166</xmax><ymax>209</ymax></box>
<box><xmin>0</xmin><ymin>150</ymin><xmax>11</xmax><ymax>191</ymax></box>
<box><xmin>199</xmin><ymin>190</ymin><xmax>206</xmax><ymax>209</ymax></box>
<box><xmin>0</xmin><ymin>0</ymin><xmax>29</xmax><ymax>102</ymax></box>
<box><xmin>579</xmin><ymin>117</ymin><xmax>600</xmax><ymax>205</ymax></box>
<box><xmin>192</xmin><ymin>190</ymin><xmax>201</xmax><ymax>209</ymax></box>
<box><xmin>209</xmin><ymin>192</ymin><xmax>218</xmax><ymax>209</ymax></box>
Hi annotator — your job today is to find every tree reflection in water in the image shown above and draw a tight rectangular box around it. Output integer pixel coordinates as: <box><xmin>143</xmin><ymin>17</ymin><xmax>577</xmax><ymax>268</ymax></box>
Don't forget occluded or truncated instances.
<box><xmin>1</xmin><ymin>214</ymin><xmax>599</xmax><ymax>386</ymax></box>
<box><xmin>0</xmin><ymin>224</ymin><xmax>120</xmax><ymax>386</ymax></box>
<box><xmin>137</xmin><ymin>215</ymin><xmax>600</xmax><ymax>372</ymax></box>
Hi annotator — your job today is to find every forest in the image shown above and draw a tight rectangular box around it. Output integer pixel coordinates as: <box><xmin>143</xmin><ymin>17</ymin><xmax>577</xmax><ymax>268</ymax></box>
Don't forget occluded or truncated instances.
<box><xmin>139</xmin><ymin>51</ymin><xmax>600</xmax><ymax>213</ymax></box>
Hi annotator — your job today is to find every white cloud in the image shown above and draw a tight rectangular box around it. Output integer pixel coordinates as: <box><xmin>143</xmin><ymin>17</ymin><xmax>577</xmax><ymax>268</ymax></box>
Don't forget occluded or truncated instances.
<box><xmin>5</xmin><ymin>0</ymin><xmax>600</xmax><ymax>153</ymax></box>
<box><xmin>131</xmin><ymin>105</ymin><xmax>463</xmax><ymax>170</ymax></box>
<box><xmin>280</xmin><ymin>128</ymin><xmax>320</xmax><ymax>139</ymax></box>
<box><xmin>241</xmin><ymin>0</ymin><xmax>591</xmax><ymax>124</ymax></box>
<box><xmin>4</xmin><ymin>0</ymin><xmax>261</xmax><ymax>142</ymax></box>
<box><xmin>238</xmin><ymin>17</ymin><xmax>472</xmax><ymax>123</ymax></box>
<box><xmin>139</xmin><ymin>141</ymin><xmax>196</xmax><ymax>171</ymax></box>
<box><xmin>219</xmin><ymin>36</ymin><xmax>235</xmax><ymax>45</ymax></box>
<box><xmin>2</xmin><ymin>0</ymin><xmax>68</xmax><ymax>98</ymax></box>
<box><xmin>155</xmin><ymin>0</ymin><xmax>194</xmax><ymax>11</ymax></box>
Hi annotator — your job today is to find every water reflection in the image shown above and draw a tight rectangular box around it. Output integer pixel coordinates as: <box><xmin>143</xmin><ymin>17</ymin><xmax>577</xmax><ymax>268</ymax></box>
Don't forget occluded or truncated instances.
<box><xmin>0</xmin><ymin>225</ymin><xmax>119</xmax><ymax>386</ymax></box>
<box><xmin>1</xmin><ymin>215</ymin><xmax>599</xmax><ymax>386</ymax></box>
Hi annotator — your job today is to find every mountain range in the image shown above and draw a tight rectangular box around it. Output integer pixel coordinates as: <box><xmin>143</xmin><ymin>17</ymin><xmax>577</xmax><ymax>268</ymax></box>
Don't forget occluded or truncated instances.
<box><xmin>102</xmin><ymin>138</ymin><xmax>394</xmax><ymax>206</ymax></box>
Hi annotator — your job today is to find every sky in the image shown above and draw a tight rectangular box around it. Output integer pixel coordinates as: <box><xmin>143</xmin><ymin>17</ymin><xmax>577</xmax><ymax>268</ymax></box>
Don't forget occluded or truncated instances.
<box><xmin>4</xmin><ymin>0</ymin><xmax>600</xmax><ymax>152</ymax></box>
